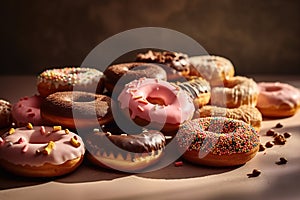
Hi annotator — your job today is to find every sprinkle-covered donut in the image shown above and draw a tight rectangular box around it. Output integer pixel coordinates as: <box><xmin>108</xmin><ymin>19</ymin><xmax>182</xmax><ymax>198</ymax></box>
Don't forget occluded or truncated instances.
<box><xmin>189</xmin><ymin>55</ymin><xmax>235</xmax><ymax>86</ymax></box>
<box><xmin>194</xmin><ymin>105</ymin><xmax>262</xmax><ymax>132</ymax></box>
<box><xmin>257</xmin><ymin>82</ymin><xmax>300</xmax><ymax>118</ymax></box>
<box><xmin>176</xmin><ymin>117</ymin><xmax>260</xmax><ymax>167</ymax></box>
<box><xmin>37</xmin><ymin>67</ymin><xmax>104</xmax><ymax>97</ymax></box>
<box><xmin>0</xmin><ymin>125</ymin><xmax>85</xmax><ymax>177</ymax></box>
<box><xmin>210</xmin><ymin>76</ymin><xmax>259</xmax><ymax>108</ymax></box>
<box><xmin>118</xmin><ymin>78</ymin><xmax>195</xmax><ymax>134</ymax></box>
<box><xmin>0</xmin><ymin>99</ymin><xmax>12</xmax><ymax>128</ymax></box>
<box><xmin>86</xmin><ymin>129</ymin><xmax>166</xmax><ymax>172</ymax></box>
<box><xmin>41</xmin><ymin>91</ymin><xmax>113</xmax><ymax>129</ymax></box>
<box><xmin>11</xmin><ymin>95</ymin><xmax>44</xmax><ymax>127</ymax></box>
<box><xmin>176</xmin><ymin>77</ymin><xmax>211</xmax><ymax>107</ymax></box>
<box><xmin>136</xmin><ymin>50</ymin><xmax>190</xmax><ymax>81</ymax></box>
<box><xmin>103</xmin><ymin>62</ymin><xmax>167</xmax><ymax>95</ymax></box>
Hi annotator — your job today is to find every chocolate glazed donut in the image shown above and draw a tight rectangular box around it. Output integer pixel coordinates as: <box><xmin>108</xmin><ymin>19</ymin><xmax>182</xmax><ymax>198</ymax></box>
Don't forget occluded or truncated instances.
<box><xmin>86</xmin><ymin>129</ymin><xmax>166</xmax><ymax>172</ymax></box>
<box><xmin>40</xmin><ymin>91</ymin><xmax>113</xmax><ymax>129</ymax></box>
<box><xmin>136</xmin><ymin>50</ymin><xmax>190</xmax><ymax>81</ymax></box>
<box><xmin>103</xmin><ymin>62</ymin><xmax>167</xmax><ymax>95</ymax></box>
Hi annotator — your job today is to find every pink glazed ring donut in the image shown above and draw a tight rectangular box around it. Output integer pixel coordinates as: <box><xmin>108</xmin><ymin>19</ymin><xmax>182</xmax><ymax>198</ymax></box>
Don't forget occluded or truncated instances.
<box><xmin>118</xmin><ymin>78</ymin><xmax>195</xmax><ymax>135</ymax></box>
<box><xmin>11</xmin><ymin>95</ymin><xmax>45</xmax><ymax>127</ymax></box>
<box><xmin>0</xmin><ymin>125</ymin><xmax>85</xmax><ymax>177</ymax></box>
<box><xmin>257</xmin><ymin>82</ymin><xmax>300</xmax><ymax>118</ymax></box>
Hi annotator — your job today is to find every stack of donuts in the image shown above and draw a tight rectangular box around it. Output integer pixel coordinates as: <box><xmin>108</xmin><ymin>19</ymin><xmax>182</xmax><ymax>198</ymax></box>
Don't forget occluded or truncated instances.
<box><xmin>1</xmin><ymin>51</ymin><xmax>300</xmax><ymax>177</ymax></box>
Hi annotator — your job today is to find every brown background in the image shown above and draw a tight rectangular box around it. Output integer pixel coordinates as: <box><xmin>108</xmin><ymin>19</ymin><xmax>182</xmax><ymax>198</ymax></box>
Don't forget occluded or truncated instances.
<box><xmin>0</xmin><ymin>0</ymin><xmax>299</xmax><ymax>75</ymax></box>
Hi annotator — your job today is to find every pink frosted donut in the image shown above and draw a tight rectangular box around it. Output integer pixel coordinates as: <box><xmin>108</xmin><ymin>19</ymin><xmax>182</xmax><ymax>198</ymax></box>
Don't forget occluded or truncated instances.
<box><xmin>0</xmin><ymin>125</ymin><xmax>85</xmax><ymax>177</ymax></box>
<box><xmin>257</xmin><ymin>82</ymin><xmax>300</xmax><ymax>117</ymax></box>
<box><xmin>118</xmin><ymin>78</ymin><xmax>195</xmax><ymax>134</ymax></box>
<box><xmin>11</xmin><ymin>95</ymin><xmax>44</xmax><ymax>127</ymax></box>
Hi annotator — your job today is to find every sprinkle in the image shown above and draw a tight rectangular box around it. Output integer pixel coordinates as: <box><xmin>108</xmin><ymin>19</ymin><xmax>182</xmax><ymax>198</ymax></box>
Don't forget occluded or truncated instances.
<box><xmin>17</xmin><ymin>137</ymin><xmax>26</xmax><ymax>144</ymax></box>
<box><xmin>276</xmin><ymin>157</ymin><xmax>288</xmax><ymax>165</ymax></box>
<box><xmin>247</xmin><ymin>169</ymin><xmax>261</xmax><ymax>178</ymax></box>
<box><xmin>259</xmin><ymin>144</ymin><xmax>265</xmax><ymax>152</ymax></box>
<box><xmin>138</xmin><ymin>105</ymin><xmax>144</xmax><ymax>112</ymax></box>
<box><xmin>70</xmin><ymin>136</ymin><xmax>81</xmax><ymax>147</ymax></box>
<box><xmin>26</xmin><ymin>123</ymin><xmax>33</xmax><ymax>130</ymax></box>
<box><xmin>93</xmin><ymin>128</ymin><xmax>99</xmax><ymax>133</ymax></box>
<box><xmin>0</xmin><ymin>137</ymin><xmax>3</xmax><ymax>144</ymax></box>
<box><xmin>121</xmin><ymin>134</ymin><xmax>128</xmax><ymax>136</ymax></box>
<box><xmin>138</xmin><ymin>99</ymin><xmax>148</xmax><ymax>104</ymax></box>
<box><xmin>53</xmin><ymin>126</ymin><xmax>62</xmax><ymax>132</ymax></box>
<box><xmin>274</xmin><ymin>135</ymin><xmax>286</xmax><ymax>145</ymax></box>
<box><xmin>22</xmin><ymin>144</ymin><xmax>29</xmax><ymax>153</ymax></box>
<box><xmin>265</xmin><ymin>141</ymin><xmax>274</xmax><ymax>148</ymax></box>
<box><xmin>274</xmin><ymin>123</ymin><xmax>283</xmax><ymax>128</ymax></box>
<box><xmin>40</xmin><ymin>126</ymin><xmax>46</xmax><ymax>135</ymax></box>
<box><xmin>43</xmin><ymin>141</ymin><xmax>55</xmax><ymax>155</ymax></box>
<box><xmin>266</xmin><ymin>129</ymin><xmax>275</xmax><ymax>136</ymax></box>
<box><xmin>8</xmin><ymin>128</ymin><xmax>15</xmax><ymax>135</ymax></box>
<box><xmin>133</xmin><ymin>95</ymin><xmax>143</xmax><ymax>100</ymax></box>
<box><xmin>283</xmin><ymin>132</ymin><xmax>291</xmax><ymax>138</ymax></box>
<box><xmin>174</xmin><ymin>161</ymin><xmax>183</xmax><ymax>167</ymax></box>
<box><xmin>65</xmin><ymin>129</ymin><xmax>70</xmax><ymax>134</ymax></box>
<box><xmin>7</xmin><ymin>142</ymin><xmax>13</xmax><ymax>147</ymax></box>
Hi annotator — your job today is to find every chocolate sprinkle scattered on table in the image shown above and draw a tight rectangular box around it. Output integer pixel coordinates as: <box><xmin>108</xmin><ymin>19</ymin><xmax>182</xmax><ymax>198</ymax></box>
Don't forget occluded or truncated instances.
<box><xmin>266</xmin><ymin>129</ymin><xmax>275</xmax><ymax>136</ymax></box>
<box><xmin>259</xmin><ymin>144</ymin><xmax>265</xmax><ymax>152</ymax></box>
<box><xmin>247</xmin><ymin>169</ymin><xmax>261</xmax><ymax>178</ymax></box>
<box><xmin>265</xmin><ymin>141</ymin><xmax>274</xmax><ymax>148</ymax></box>
<box><xmin>283</xmin><ymin>132</ymin><xmax>291</xmax><ymax>138</ymax></box>
<box><xmin>274</xmin><ymin>123</ymin><xmax>283</xmax><ymax>128</ymax></box>
<box><xmin>276</xmin><ymin>157</ymin><xmax>288</xmax><ymax>165</ymax></box>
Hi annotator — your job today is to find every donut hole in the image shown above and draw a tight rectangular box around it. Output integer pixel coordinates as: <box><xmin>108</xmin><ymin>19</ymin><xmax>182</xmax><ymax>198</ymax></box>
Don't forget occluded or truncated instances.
<box><xmin>146</xmin><ymin>86</ymin><xmax>177</xmax><ymax>106</ymax></box>
<box><xmin>265</xmin><ymin>86</ymin><xmax>282</xmax><ymax>92</ymax></box>
<box><xmin>74</xmin><ymin>96</ymin><xmax>95</xmax><ymax>103</ymax></box>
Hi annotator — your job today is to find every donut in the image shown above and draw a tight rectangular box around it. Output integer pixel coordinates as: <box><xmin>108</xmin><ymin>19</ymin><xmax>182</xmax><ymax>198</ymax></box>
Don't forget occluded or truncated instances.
<box><xmin>210</xmin><ymin>76</ymin><xmax>259</xmax><ymax>108</ymax></box>
<box><xmin>194</xmin><ymin>105</ymin><xmax>262</xmax><ymax>132</ymax></box>
<box><xmin>41</xmin><ymin>91</ymin><xmax>113</xmax><ymax>129</ymax></box>
<box><xmin>136</xmin><ymin>50</ymin><xmax>190</xmax><ymax>81</ymax></box>
<box><xmin>11</xmin><ymin>95</ymin><xmax>44</xmax><ymax>127</ymax></box>
<box><xmin>0</xmin><ymin>99</ymin><xmax>12</xmax><ymax>128</ymax></box>
<box><xmin>86</xmin><ymin>129</ymin><xmax>165</xmax><ymax>172</ymax></box>
<box><xmin>118</xmin><ymin>78</ymin><xmax>195</xmax><ymax>135</ymax></box>
<box><xmin>103</xmin><ymin>62</ymin><xmax>167</xmax><ymax>95</ymax></box>
<box><xmin>37</xmin><ymin>67</ymin><xmax>104</xmax><ymax>98</ymax></box>
<box><xmin>176</xmin><ymin>77</ymin><xmax>211</xmax><ymax>108</ymax></box>
<box><xmin>189</xmin><ymin>55</ymin><xmax>235</xmax><ymax>86</ymax></box>
<box><xmin>0</xmin><ymin>125</ymin><xmax>85</xmax><ymax>177</ymax></box>
<box><xmin>176</xmin><ymin>117</ymin><xmax>260</xmax><ymax>167</ymax></box>
<box><xmin>257</xmin><ymin>82</ymin><xmax>300</xmax><ymax>118</ymax></box>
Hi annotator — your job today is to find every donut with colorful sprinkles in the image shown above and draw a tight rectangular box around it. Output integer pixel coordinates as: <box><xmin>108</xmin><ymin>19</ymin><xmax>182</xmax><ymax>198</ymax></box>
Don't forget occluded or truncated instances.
<box><xmin>37</xmin><ymin>67</ymin><xmax>104</xmax><ymax>97</ymax></box>
<box><xmin>176</xmin><ymin>117</ymin><xmax>260</xmax><ymax>167</ymax></box>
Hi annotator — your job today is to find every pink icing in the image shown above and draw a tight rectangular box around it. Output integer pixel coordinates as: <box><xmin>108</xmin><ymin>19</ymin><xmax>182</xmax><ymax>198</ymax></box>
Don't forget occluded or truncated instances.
<box><xmin>12</xmin><ymin>95</ymin><xmax>44</xmax><ymax>126</ymax></box>
<box><xmin>0</xmin><ymin>126</ymin><xmax>85</xmax><ymax>166</ymax></box>
<box><xmin>118</xmin><ymin>78</ymin><xmax>195</xmax><ymax>125</ymax></box>
<box><xmin>257</xmin><ymin>82</ymin><xmax>300</xmax><ymax>109</ymax></box>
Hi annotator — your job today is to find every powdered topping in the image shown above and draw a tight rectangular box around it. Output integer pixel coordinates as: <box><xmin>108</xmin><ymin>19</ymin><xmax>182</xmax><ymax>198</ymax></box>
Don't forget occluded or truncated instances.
<box><xmin>176</xmin><ymin>117</ymin><xmax>260</xmax><ymax>155</ymax></box>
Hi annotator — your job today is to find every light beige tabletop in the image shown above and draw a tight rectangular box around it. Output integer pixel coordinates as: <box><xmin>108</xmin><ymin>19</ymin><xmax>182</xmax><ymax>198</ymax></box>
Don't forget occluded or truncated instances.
<box><xmin>0</xmin><ymin>75</ymin><xmax>300</xmax><ymax>200</ymax></box>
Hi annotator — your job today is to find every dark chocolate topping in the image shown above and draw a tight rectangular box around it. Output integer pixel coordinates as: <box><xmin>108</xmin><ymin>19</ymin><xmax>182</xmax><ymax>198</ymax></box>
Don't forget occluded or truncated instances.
<box><xmin>87</xmin><ymin>130</ymin><xmax>165</xmax><ymax>156</ymax></box>
<box><xmin>136</xmin><ymin>50</ymin><xmax>190</xmax><ymax>72</ymax></box>
<box><xmin>104</xmin><ymin>62</ymin><xmax>167</xmax><ymax>85</ymax></box>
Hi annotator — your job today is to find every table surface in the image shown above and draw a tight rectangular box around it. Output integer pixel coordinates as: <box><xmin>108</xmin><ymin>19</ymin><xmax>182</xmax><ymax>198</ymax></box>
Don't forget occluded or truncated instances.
<box><xmin>0</xmin><ymin>75</ymin><xmax>300</xmax><ymax>200</ymax></box>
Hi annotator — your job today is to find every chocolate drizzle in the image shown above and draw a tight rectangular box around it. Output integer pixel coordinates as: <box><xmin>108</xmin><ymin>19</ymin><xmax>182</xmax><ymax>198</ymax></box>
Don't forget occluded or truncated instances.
<box><xmin>86</xmin><ymin>130</ymin><xmax>166</xmax><ymax>160</ymax></box>
<box><xmin>177</xmin><ymin>78</ymin><xmax>210</xmax><ymax>99</ymax></box>
<box><xmin>136</xmin><ymin>50</ymin><xmax>190</xmax><ymax>72</ymax></box>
